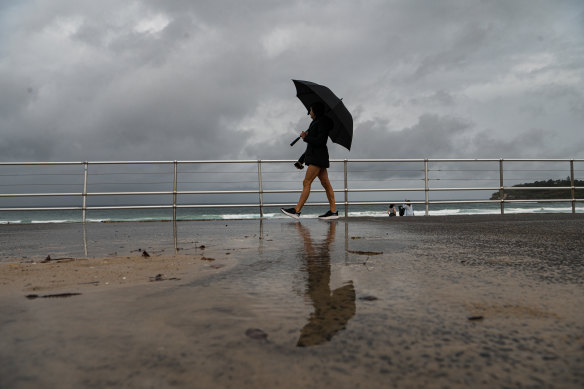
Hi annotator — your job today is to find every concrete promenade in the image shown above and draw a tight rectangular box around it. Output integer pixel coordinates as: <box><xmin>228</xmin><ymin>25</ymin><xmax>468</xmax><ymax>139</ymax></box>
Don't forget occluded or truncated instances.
<box><xmin>1</xmin><ymin>214</ymin><xmax>583</xmax><ymax>388</ymax></box>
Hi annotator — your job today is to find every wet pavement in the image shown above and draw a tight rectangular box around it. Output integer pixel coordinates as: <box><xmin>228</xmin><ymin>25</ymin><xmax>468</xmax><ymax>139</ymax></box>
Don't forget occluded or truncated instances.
<box><xmin>1</xmin><ymin>215</ymin><xmax>583</xmax><ymax>388</ymax></box>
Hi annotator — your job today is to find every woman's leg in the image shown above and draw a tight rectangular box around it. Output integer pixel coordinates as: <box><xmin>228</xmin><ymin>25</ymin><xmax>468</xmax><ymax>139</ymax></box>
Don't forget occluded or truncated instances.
<box><xmin>295</xmin><ymin>165</ymin><xmax>321</xmax><ymax>212</ymax></box>
<box><xmin>318</xmin><ymin>168</ymin><xmax>337</xmax><ymax>213</ymax></box>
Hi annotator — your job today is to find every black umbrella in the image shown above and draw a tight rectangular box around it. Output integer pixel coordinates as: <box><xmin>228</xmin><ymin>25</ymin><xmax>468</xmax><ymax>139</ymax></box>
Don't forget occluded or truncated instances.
<box><xmin>290</xmin><ymin>79</ymin><xmax>353</xmax><ymax>151</ymax></box>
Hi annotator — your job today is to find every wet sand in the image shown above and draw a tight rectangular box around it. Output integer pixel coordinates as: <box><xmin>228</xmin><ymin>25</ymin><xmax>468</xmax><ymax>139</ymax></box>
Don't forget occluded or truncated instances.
<box><xmin>1</xmin><ymin>214</ymin><xmax>583</xmax><ymax>388</ymax></box>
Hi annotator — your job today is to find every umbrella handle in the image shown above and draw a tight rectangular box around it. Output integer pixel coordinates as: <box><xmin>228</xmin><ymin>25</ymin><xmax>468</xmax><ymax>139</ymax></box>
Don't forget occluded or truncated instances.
<box><xmin>290</xmin><ymin>136</ymin><xmax>301</xmax><ymax>147</ymax></box>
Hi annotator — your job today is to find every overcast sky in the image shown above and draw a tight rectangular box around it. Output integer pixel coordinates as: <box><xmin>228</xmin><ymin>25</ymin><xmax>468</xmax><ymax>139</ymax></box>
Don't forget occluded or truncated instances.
<box><xmin>1</xmin><ymin>0</ymin><xmax>583</xmax><ymax>163</ymax></box>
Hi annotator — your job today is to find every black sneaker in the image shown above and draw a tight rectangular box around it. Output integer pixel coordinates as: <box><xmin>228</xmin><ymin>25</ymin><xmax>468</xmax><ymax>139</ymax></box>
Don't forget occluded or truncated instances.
<box><xmin>281</xmin><ymin>207</ymin><xmax>301</xmax><ymax>219</ymax></box>
<box><xmin>318</xmin><ymin>210</ymin><xmax>339</xmax><ymax>220</ymax></box>
<box><xmin>294</xmin><ymin>162</ymin><xmax>304</xmax><ymax>170</ymax></box>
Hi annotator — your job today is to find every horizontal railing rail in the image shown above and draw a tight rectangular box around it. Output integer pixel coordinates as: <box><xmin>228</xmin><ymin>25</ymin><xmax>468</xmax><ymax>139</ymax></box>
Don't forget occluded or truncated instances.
<box><xmin>1</xmin><ymin>158</ymin><xmax>582</xmax><ymax>221</ymax></box>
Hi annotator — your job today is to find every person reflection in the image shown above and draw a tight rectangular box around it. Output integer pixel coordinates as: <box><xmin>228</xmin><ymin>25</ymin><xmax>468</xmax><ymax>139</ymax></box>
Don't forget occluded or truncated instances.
<box><xmin>295</xmin><ymin>221</ymin><xmax>355</xmax><ymax>347</ymax></box>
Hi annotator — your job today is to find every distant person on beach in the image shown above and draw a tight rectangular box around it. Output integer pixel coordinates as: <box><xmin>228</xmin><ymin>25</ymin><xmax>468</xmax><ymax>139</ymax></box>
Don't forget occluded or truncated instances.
<box><xmin>387</xmin><ymin>204</ymin><xmax>397</xmax><ymax>217</ymax></box>
<box><xmin>281</xmin><ymin>103</ymin><xmax>338</xmax><ymax>220</ymax></box>
<box><xmin>398</xmin><ymin>205</ymin><xmax>405</xmax><ymax>216</ymax></box>
<box><xmin>403</xmin><ymin>200</ymin><xmax>414</xmax><ymax>216</ymax></box>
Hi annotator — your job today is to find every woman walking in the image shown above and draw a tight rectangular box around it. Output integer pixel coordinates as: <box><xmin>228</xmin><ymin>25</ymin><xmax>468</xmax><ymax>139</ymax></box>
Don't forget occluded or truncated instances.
<box><xmin>281</xmin><ymin>102</ymin><xmax>338</xmax><ymax>220</ymax></box>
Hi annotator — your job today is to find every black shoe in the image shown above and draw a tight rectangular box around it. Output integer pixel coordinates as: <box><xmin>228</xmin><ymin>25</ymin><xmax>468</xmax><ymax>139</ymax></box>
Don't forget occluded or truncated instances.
<box><xmin>294</xmin><ymin>162</ymin><xmax>304</xmax><ymax>170</ymax></box>
<box><xmin>318</xmin><ymin>210</ymin><xmax>339</xmax><ymax>220</ymax></box>
<box><xmin>281</xmin><ymin>207</ymin><xmax>301</xmax><ymax>219</ymax></box>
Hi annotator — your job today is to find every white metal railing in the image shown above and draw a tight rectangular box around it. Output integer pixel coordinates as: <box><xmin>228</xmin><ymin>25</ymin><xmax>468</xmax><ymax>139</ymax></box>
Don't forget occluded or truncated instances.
<box><xmin>0</xmin><ymin>158</ymin><xmax>582</xmax><ymax>221</ymax></box>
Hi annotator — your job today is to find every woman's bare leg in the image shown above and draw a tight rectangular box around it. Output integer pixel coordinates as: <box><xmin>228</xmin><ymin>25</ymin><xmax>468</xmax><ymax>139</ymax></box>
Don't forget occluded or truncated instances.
<box><xmin>295</xmin><ymin>165</ymin><xmax>321</xmax><ymax>212</ymax></box>
<box><xmin>318</xmin><ymin>168</ymin><xmax>337</xmax><ymax>213</ymax></box>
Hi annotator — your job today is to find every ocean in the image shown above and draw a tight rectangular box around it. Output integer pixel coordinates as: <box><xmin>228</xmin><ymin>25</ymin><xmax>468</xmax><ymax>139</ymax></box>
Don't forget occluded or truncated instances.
<box><xmin>1</xmin><ymin>202</ymin><xmax>581</xmax><ymax>224</ymax></box>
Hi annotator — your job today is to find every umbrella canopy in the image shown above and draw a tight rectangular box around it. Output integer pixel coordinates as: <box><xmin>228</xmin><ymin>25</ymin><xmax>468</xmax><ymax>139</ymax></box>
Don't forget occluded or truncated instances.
<box><xmin>292</xmin><ymin>79</ymin><xmax>353</xmax><ymax>151</ymax></box>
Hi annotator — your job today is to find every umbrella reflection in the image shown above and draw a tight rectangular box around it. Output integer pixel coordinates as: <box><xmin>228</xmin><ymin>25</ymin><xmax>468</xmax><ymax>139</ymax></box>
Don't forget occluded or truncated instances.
<box><xmin>295</xmin><ymin>222</ymin><xmax>355</xmax><ymax>347</ymax></box>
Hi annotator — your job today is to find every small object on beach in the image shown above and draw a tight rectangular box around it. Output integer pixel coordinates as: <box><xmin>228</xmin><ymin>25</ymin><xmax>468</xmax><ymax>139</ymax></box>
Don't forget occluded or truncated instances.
<box><xmin>200</xmin><ymin>256</ymin><xmax>215</xmax><ymax>261</ymax></box>
<box><xmin>148</xmin><ymin>274</ymin><xmax>180</xmax><ymax>282</ymax></box>
<box><xmin>198</xmin><ymin>245</ymin><xmax>206</xmax><ymax>250</ymax></box>
<box><xmin>359</xmin><ymin>295</ymin><xmax>378</xmax><ymax>301</ymax></box>
<box><xmin>348</xmin><ymin>250</ymin><xmax>383</xmax><ymax>256</ymax></box>
<box><xmin>467</xmin><ymin>315</ymin><xmax>484</xmax><ymax>321</ymax></box>
<box><xmin>26</xmin><ymin>293</ymin><xmax>81</xmax><ymax>299</ymax></box>
<box><xmin>43</xmin><ymin>293</ymin><xmax>82</xmax><ymax>298</ymax></box>
<box><xmin>41</xmin><ymin>255</ymin><xmax>75</xmax><ymax>263</ymax></box>
<box><xmin>142</xmin><ymin>250</ymin><xmax>150</xmax><ymax>257</ymax></box>
<box><xmin>245</xmin><ymin>328</ymin><xmax>268</xmax><ymax>340</ymax></box>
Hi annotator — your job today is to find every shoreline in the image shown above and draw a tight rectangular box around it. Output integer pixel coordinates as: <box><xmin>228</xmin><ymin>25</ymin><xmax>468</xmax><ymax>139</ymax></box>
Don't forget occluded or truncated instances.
<box><xmin>2</xmin><ymin>203</ymin><xmax>583</xmax><ymax>225</ymax></box>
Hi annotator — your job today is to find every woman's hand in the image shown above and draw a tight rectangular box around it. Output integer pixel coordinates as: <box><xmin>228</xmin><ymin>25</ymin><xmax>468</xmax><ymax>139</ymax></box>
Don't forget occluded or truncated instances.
<box><xmin>300</xmin><ymin>131</ymin><xmax>307</xmax><ymax>139</ymax></box>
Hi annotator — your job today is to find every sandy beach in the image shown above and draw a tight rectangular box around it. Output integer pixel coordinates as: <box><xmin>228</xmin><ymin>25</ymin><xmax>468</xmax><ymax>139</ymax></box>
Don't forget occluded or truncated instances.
<box><xmin>1</xmin><ymin>214</ymin><xmax>583</xmax><ymax>388</ymax></box>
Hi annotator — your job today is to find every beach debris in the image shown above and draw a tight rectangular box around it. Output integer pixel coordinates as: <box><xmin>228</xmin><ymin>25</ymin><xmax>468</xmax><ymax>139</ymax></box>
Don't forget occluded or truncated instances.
<box><xmin>78</xmin><ymin>281</ymin><xmax>100</xmax><ymax>286</ymax></box>
<box><xmin>149</xmin><ymin>274</ymin><xmax>180</xmax><ymax>282</ymax></box>
<box><xmin>198</xmin><ymin>245</ymin><xmax>206</xmax><ymax>250</ymax></box>
<box><xmin>26</xmin><ymin>293</ymin><xmax>82</xmax><ymax>300</ymax></box>
<box><xmin>142</xmin><ymin>250</ymin><xmax>150</xmax><ymax>257</ymax></box>
<box><xmin>41</xmin><ymin>255</ymin><xmax>76</xmax><ymax>263</ymax></box>
<box><xmin>200</xmin><ymin>256</ymin><xmax>215</xmax><ymax>261</ymax></box>
<box><xmin>359</xmin><ymin>295</ymin><xmax>378</xmax><ymax>301</ymax></box>
<box><xmin>245</xmin><ymin>328</ymin><xmax>268</xmax><ymax>340</ymax></box>
<box><xmin>348</xmin><ymin>250</ymin><xmax>383</xmax><ymax>256</ymax></box>
<box><xmin>467</xmin><ymin>315</ymin><xmax>484</xmax><ymax>321</ymax></box>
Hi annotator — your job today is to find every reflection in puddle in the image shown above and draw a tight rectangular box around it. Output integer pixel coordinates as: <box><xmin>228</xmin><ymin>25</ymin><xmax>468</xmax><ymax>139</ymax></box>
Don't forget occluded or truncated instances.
<box><xmin>295</xmin><ymin>222</ymin><xmax>356</xmax><ymax>347</ymax></box>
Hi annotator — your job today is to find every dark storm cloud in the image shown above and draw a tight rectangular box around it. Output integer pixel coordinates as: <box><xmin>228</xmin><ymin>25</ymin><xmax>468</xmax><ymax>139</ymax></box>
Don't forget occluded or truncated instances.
<box><xmin>353</xmin><ymin>114</ymin><xmax>473</xmax><ymax>160</ymax></box>
<box><xmin>0</xmin><ymin>0</ymin><xmax>583</xmax><ymax>165</ymax></box>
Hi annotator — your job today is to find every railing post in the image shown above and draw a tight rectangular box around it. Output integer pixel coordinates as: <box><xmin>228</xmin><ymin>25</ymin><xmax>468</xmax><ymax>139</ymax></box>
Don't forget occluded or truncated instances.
<box><xmin>82</xmin><ymin>162</ymin><xmax>88</xmax><ymax>224</ymax></box>
<box><xmin>424</xmin><ymin>159</ymin><xmax>429</xmax><ymax>216</ymax></box>
<box><xmin>257</xmin><ymin>160</ymin><xmax>264</xmax><ymax>218</ymax></box>
<box><xmin>344</xmin><ymin>159</ymin><xmax>348</xmax><ymax>218</ymax></box>
<box><xmin>173</xmin><ymin>161</ymin><xmax>178</xmax><ymax>223</ymax></box>
<box><xmin>570</xmin><ymin>159</ymin><xmax>575</xmax><ymax>214</ymax></box>
<box><xmin>499</xmin><ymin>159</ymin><xmax>505</xmax><ymax>215</ymax></box>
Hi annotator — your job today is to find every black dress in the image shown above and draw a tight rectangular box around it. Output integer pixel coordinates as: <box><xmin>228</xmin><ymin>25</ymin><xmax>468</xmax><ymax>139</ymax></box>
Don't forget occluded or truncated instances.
<box><xmin>302</xmin><ymin>116</ymin><xmax>333</xmax><ymax>169</ymax></box>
